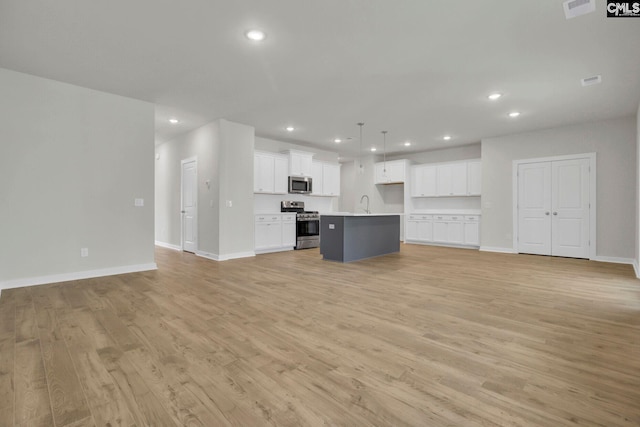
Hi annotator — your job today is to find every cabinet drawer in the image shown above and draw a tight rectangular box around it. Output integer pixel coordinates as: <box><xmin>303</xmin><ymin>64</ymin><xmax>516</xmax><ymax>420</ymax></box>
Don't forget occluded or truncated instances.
<box><xmin>409</xmin><ymin>214</ymin><xmax>432</xmax><ymax>221</ymax></box>
<box><xmin>434</xmin><ymin>215</ymin><xmax>461</xmax><ymax>221</ymax></box>
<box><xmin>256</xmin><ymin>214</ymin><xmax>281</xmax><ymax>222</ymax></box>
<box><xmin>464</xmin><ymin>215</ymin><xmax>480</xmax><ymax>222</ymax></box>
<box><xmin>282</xmin><ymin>214</ymin><xmax>296</xmax><ymax>222</ymax></box>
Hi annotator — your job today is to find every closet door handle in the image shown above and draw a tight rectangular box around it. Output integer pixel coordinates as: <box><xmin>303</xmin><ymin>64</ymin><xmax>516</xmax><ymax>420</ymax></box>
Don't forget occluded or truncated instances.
<box><xmin>545</xmin><ymin>212</ymin><xmax>550</xmax><ymax>216</ymax></box>
<box><xmin>553</xmin><ymin>212</ymin><xmax>558</xmax><ymax>216</ymax></box>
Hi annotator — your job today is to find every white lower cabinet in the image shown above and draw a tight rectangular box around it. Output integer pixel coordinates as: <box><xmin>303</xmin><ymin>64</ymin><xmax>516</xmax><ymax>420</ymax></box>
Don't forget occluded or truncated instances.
<box><xmin>255</xmin><ymin>214</ymin><xmax>296</xmax><ymax>253</ymax></box>
<box><xmin>463</xmin><ymin>215</ymin><xmax>480</xmax><ymax>246</ymax></box>
<box><xmin>281</xmin><ymin>214</ymin><xmax>297</xmax><ymax>248</ymax></box>
<box><xmin>407</xmin><ymin>213</ymin><xmax>480</xmax><ymax>248</ymax></box>
<box><xmin>406</xmin><ymin>214</ymin><xmax>433</xmax><ymax>242</ymax></box>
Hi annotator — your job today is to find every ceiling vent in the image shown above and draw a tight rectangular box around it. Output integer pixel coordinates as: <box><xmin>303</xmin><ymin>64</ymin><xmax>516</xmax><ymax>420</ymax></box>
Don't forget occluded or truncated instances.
<box><xmin>563</xmin><ymin>0</ymin><xmax>595</xmax><ymax>19</ymax></box>
<box><xmin>581</xmin><ymin>75</ymin><xmax>602</xmax><ymax>87</ymax></box>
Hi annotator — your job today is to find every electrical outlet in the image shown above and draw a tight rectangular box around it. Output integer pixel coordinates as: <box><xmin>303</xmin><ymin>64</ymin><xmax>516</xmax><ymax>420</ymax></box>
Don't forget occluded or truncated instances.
<box><xmin>81</xmin><ymin>248</ymin><xmax>89</xmax><ymax>257</ymax></box>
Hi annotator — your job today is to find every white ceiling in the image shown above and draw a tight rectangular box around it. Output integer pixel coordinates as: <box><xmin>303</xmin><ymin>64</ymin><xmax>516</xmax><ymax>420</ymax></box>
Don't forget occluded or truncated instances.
<box><xmin>1</xmin><ymin>1</ymin><xmax>639</xmax><ymax>158</ymax></box>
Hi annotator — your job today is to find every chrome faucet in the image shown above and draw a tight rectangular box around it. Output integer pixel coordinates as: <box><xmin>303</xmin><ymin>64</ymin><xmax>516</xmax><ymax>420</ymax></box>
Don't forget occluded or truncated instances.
<box><xmin>360</xmin><ymin>194</ymin><xmax>370</xmax><ymax>214</ymax></box>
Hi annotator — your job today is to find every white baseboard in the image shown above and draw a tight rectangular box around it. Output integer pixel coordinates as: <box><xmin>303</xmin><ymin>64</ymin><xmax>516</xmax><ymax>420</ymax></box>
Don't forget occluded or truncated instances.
<box><xmin>155</xmin><ymin>240</ymin><xmax>182</xmax><ymax>251</ymax></box>
<box><xmin>479</xmin><ymin>246</ymin><xmax>517</xmax><ymax>254</ymax></box>
<box><xmin>592</xmin><ymin>256</ymin><xmax>635</xmax><ymax>265</ymax></box>
<box><xmin>633</xmin><ymin>260</ymin><xmax>639</xmax><ymax>279</ymax></box>
<box><xmin>0</xmin><ymin>262</ymin><xmax>158</xmax><ymax>291</ymax></box>
<box><xmin>196</xmin><ymin>250</ymin><xmax>255</xmax><ymax>262</ymax></box>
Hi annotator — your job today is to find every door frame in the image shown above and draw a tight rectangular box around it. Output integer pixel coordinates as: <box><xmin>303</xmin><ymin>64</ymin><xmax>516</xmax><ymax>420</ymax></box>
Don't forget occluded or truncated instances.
<box><xmin>512</xmin><ymin>152</ymin><xmax>596</xmax><ymax>259</ymax></box>
<box><xmin>181</xmin><ymin>156</ymin><xmax>198</xmax><ymax>252</ymax></box>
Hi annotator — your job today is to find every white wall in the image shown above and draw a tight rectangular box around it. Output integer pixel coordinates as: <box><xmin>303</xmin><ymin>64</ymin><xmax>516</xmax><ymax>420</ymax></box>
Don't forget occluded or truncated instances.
<box><xmin>481</xmin><ymin>116</ymin><xmax>636</xmax><ymax>259</ymax></box>
<box><xmin>0</xmin><ymin>68</ymin><xmax>156</xmax><ymax>289</ymax></box>
<box><xmin>387</xmin><ymin>143</ymin><xmax>481</xmax><ymax>164</ymax></box>
<box><xmin>218</xmin><ymin>120</ymin><xmax>255</xmax><ymax>257</ymax></box>
<box><xmin>155</xmin><ymin>119</ymin><xmax>255</xmax><ymax>260</ymax></box>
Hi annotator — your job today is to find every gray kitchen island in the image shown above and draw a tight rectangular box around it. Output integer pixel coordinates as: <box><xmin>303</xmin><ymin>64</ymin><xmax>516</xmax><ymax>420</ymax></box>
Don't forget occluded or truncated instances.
<box><xmin>320</xmin><ymin>214</ymin><xmax>400</xmax><ymax>262</ymax></box>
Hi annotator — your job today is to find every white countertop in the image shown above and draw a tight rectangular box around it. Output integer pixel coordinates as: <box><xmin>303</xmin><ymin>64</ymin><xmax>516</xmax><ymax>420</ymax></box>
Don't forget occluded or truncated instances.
<box><xmin>321</xmin><ymin>212</ymin><xmax>402</xmax><ymax>217</ymax></box>
<box><xmin>409</xmin><ymin>209</ymin><xmax>481</xmax><ymax>215</ymax></box>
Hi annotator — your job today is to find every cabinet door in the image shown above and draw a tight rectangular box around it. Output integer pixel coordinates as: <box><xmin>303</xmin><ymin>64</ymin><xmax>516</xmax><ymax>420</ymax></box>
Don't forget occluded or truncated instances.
<box><xmin>412</xmin><ymin>165</ymin><xmax>437</xmax><ymax>197</ymax></box>
<box><xmin>255</xmin><ymin>222</ymin><xmax>270</xmax><ymax>250</ymax></box>
<box><xmin>447</xmin><ymin>217</ymin><xmax>464</xmax><ymax>243</ymax></box>
<box><xmin>311</xmin><ymin>161</ymin><xmax>324</xmax><ymax>195</ymax></box>
<box><xmin>267</xmin><ymin>221</ymin><xmax>282</xmax><ymax>248</ymax></box>
<box><xmin>374</xmin><ymin>163</ymin><xmax>387</xmax><ymax>184</ymax></box>
<box><xmin>282</xmin><ymin>220</ymin><xmax>296</xmax><ymax>247</ymax></box>
<box><xmin>450</xmin><ymin>163</ymin><xmax>468</xmax><ymax>196</ymax></box>
<box><xmin>323</xmin><ymin>163</ymin><xmax>340</xmax><ymax>196</ymax></box>
<box><xmin>433</xmin><ymin>218</ymin><xmax>448</xmax><ymax>242</ymax></box>
<box><xmin>464</xmin><ymin>221</ymin><xmax>480</xmax><ymax>246</ymax></box>
<box><xmin>406</xmin><ymin>220</ymin><xmax>419</xmax><ymax>241</ymax></box>
<box><xmin>273</xmin><ymin>156</ymin><xmax>289</xmax><ymax>194</ymax></box>
<box><xmin>254</xmin><ymin>153</ymin><xmax>274</xmax><ymax>193</ymax></box>
<box><xmin>388</xmin><ymin>161</ymin><xmax>405</xmax><ymax>183</ymax></box>
<box><xmin>467</xmin><ymin>160</ymin><xmax>482</xmax><ymax>196</ymax></box>
<box><xmin>436</xmin><ymin>165</ymin><xmax>452</xmax><ymax>196</ymax></box>
<box><xmin>290</xmin><ymin>152</ymin><xmax>313</xmax><ymax>177</ymax></box>
<box><xmin>418</xmin><ymin>220</ymin><xmax>433</xmax><ymax>242</ymax></box>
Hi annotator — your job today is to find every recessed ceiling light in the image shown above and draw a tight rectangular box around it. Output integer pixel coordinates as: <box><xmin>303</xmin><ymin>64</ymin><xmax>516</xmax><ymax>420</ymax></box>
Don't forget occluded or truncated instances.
<box><xmin>404</xmin><ymin>142</ymin><xmax>411</xmax><ymax>147</ymax></box>
<box><xmin>334</xmin><ymin>138</ymin><xmax>342</xmax><ymax>143</ymax></box>
<box><xmin>508</xmin><ymin>112</ymin><xmax>521</xmax><ymax>118</ymax></box>
<box><xmin>285</xmin><ymin>126</ymin><xmax>295</xmax><ymax>132</ymax></box>
<box><xmin>169</xmin><ymin>118</ymin><xmax>179</xmax><ymax>124</ymax></box>
<box><xmin>370</xmin><ymin>147</ymin><xmax>377</xmax><ymax>152</ymax></box>
<box><xmin>443</xmin><ymin>135</ymin><xmax>452</xmax><ymax>141</ymax></box>
<box><xmin>245</xmin><ymin>30</ymin><xmax>266</xmax><ymax>41</ymax></box>
<box><xmin>488</xmin><ymin>93</ymin><xmax>502</xmax><ymax>100</ymax></box>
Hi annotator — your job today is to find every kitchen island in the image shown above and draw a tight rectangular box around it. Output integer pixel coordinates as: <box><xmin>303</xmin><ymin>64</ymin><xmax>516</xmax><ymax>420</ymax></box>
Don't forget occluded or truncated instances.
<box><xmin>320</xmin><ymin>214</ymin><xmax>400</xmax><ymax>262</ymax></box>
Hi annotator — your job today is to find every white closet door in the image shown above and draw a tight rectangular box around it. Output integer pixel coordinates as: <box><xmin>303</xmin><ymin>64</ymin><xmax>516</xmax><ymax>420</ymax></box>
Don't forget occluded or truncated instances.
<box><xmin>551</xmin><ymin>159</ymin><xmax>590</xmax><ymax>258</ymax></box>
<box><xmin>517</xmin><ymin>162</ymin><xmax>552</xmax><ymax>255</ymax></box>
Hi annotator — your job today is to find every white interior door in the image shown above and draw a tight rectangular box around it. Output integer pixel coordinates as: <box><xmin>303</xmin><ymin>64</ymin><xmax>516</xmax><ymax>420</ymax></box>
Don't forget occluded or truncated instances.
<box><xmin>181</xmin><ymin>158</ymin><xmax>197</xmax><ymax>253</ymax></box>
<box><xmin>518</xmin><ymin>162</ymin><xmax>552</xmax><ymax>255</ymax></box>
<box><xmin>551</xmin><ymin>159</ymin><xmax>590</xmax><ymax>258</ymax></box>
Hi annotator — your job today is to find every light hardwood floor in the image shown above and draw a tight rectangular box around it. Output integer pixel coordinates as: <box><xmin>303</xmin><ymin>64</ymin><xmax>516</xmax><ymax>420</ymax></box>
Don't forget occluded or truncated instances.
<box><xmin>0</xmin><ymin>244</ymin><xmax>639</xmax><ymax>426</ymax></box>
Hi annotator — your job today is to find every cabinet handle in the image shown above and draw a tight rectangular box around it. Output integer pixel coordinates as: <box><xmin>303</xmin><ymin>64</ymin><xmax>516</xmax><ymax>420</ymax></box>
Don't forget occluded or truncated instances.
<box><xmin>452</xmin><ymin>217</ymin><xmax>458</xmax><ymax>220</ymax></box>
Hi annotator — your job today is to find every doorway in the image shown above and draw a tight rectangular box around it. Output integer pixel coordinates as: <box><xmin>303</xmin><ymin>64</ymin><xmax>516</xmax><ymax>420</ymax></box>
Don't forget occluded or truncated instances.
<box><xmin>181</xmin><ymin>157</ymin><xmax>197</xmax><ymax>253</ymax></box>
<box><xmin>513</xmin><ymin>153</ymin><xmax>596</xmax><ymax>259</ymax></box>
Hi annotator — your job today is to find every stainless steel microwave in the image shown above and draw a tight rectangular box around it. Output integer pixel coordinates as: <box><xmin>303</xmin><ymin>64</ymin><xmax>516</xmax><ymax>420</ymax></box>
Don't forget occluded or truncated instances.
<box><xmin>288</xmin><ymin>176</ymin><xmax>312</xmax><ymax>194</ymax></box>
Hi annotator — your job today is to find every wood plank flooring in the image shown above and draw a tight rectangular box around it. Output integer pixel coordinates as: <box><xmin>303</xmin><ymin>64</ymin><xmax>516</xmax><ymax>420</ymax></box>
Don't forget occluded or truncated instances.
<box><xmin>0</xmin><ymin>244</ymin><xmax>639</xmax><ymax>426</ymax></box>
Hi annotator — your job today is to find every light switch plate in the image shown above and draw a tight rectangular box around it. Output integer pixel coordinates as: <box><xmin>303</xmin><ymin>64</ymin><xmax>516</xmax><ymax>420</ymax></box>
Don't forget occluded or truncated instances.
<box><xmin>135</xmin><ymin>198</ymin><xmax>144</xmax><ymax>207</ymax></box>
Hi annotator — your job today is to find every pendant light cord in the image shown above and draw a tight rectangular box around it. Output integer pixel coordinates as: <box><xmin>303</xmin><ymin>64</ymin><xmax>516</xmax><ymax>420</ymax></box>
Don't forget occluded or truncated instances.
<box><xmin>382</xmin><ymin>130</ymin><xmax>387</xmax><ymax>173</ymax></box>
<box><xmin>357</xmin><ymin>122</ymin><xmax>364</xmax><ymax>170</ymax></box>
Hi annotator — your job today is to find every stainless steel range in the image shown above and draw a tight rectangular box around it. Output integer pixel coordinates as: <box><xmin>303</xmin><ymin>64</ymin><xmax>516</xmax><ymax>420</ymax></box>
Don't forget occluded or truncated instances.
<box><xmin>281</xmin><ymin>201</ymin><xmax>320</xmax><ymax>249</ymax></box>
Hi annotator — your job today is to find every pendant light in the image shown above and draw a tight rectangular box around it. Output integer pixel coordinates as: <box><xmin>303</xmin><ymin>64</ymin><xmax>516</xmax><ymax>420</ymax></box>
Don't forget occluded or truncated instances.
<box><xmin>381</xmin><ymin>130</ymin><xmax>387</xmax><ymax>173</ymax></box>
<box><xmin>357</xmin><ymin>122</ymin><xmax>365</xmax><ymax>171</ymax></box>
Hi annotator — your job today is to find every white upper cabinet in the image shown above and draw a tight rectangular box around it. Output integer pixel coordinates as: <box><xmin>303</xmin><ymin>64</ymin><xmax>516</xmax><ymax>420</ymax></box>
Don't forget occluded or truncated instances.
<box><xmin>411</xmin><ymin>165</ymin><xmax>437</xmax><ymax>197</ymax></box>
<box><xmin>310</xmin><ymin>160</ymin><xmax>341</xmax><ymax>197</ymax></box>
<box><xmin>311</xmin><ymin>161</ymin><xmax>324</xmax><ymax>195</ymax></box>
<box><xmin>437</xmin><ymin>163</ymin><xmax>467</xmax><ymax>196</ymax></box>
<box><xmin>322</xmin><ymin>162</ymin><xmax>341</xmax><ymax>196</ymax></box>
<box><xmin>274</xmin><ymin>155</ymin><xmax>289</xmax><ymax>194</ymax></box>
<box><xmin>285</xmin><ymin>150</ymin><xmax>314</xmax><ymax>177</ymax></box>
<box><xmin>411</xmin><ymin>159</ymin><xmax>481</xmax><ymax>198</ymax></box>
<box><xmin>254</xmin><ymin>151</ymin><xmax>288</xmax><ymax>194</ymax></box>
<box><xmin>467</xmin><ymin>160</ymin><xmax>482</xmax><ymax>196</ymax></box>
<box><xmin>374</xmin><ymin>160</ymin><xmax>407</xmax><ymax>184</ymax></box>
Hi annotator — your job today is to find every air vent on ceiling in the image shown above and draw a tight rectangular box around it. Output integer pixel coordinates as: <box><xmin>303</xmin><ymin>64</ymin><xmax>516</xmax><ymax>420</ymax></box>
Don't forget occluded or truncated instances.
<box><xmin>581</xmin><ymin>75</ymin><xmax>602</xmax><ymax>87</ymax></box>
<box><xmin>563</xmin><ymin>0</ymin><xmax>595</xmax><ymax>19</ymax></box>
